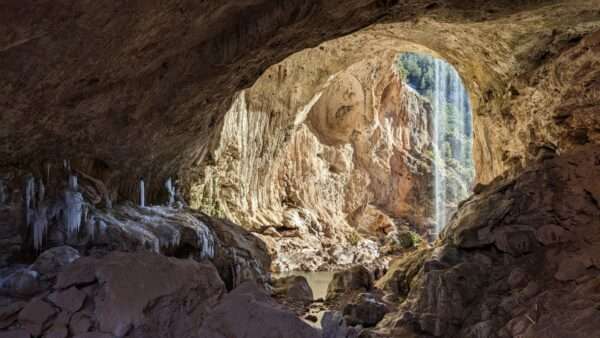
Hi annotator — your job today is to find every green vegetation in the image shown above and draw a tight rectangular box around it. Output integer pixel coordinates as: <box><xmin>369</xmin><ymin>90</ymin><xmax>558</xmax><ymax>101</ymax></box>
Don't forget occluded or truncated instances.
<box><xmin>347</xmin><ymin>229</ymin><xmax>361</xmax><ymax>246</ymax></box>
<box><xmin>397</xmin><ymin>231</ymin><xmax>422</xmax><ymax>249</ymax></box>
<box><xmin>395</xmin><ymin>52</ymin><xmax>474</xmax><ymax>169</ymax></box>
<box><xmin>395</xmin><ymin>53</ymin><xmax>435</xmax><ymax>98</ymax></box>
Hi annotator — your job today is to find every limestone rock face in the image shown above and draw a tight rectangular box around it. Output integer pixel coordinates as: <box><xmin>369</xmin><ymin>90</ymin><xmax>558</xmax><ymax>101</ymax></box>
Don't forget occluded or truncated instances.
<box><xmin>190</xmin><ymin>55</ymin><xmax>434</xmax><ymax>271</ymax></box>
<box><xmin>377</xmin><ymin>145</ymin><xmax>600</xmax><ymax>338</ymax></box>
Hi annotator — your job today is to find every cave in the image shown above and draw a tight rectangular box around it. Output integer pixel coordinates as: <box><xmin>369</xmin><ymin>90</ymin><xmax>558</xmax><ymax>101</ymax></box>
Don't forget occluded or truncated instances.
<box><xmin>1</xmin><ymin>1</ymin><xmax>599</xmax><ymax>338</ymax></box>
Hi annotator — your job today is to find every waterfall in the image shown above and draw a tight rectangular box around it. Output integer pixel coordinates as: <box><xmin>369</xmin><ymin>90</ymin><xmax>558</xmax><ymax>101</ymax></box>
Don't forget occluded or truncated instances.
<box><xmin>430</xmin><ymin>58</ymin><xmax>474</xmax><ymax>235</ymax></box>
<box><xmin>432</xmin><ymin>59</ymin><xmax>446</xmax><ymax>235</ymax></box>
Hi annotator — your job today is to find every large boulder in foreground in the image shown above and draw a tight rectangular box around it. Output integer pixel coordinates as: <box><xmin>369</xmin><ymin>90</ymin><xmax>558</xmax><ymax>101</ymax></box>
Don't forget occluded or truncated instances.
<box><xmin>3</xmin><ymin>251</ymin><xmax>226</xmax><ymax>338</ymax></box>
<box><xmin>58</xmin><ymin>252</ymin><xmax>226</xmax><ymax>337</ymax></box>
<box><xmin>199</xmin><ymin>282</ymin><xmax>321</xmax><ymax>338</ymax></box>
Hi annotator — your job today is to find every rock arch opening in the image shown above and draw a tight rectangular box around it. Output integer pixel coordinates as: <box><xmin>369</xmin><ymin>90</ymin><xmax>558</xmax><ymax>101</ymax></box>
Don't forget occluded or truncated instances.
<box><xmin>395</xmin><ymin>52</ymin><xmax>475</xmax><ymax>234</ymax></box>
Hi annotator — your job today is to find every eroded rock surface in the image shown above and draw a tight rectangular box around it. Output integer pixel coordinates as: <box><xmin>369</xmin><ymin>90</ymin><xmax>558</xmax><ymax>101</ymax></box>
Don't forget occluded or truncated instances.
<box><xmin>376</xmin><ymin>145</ymin><xmax>600</xmax><ymax>338</ymax></box>
<box><xmin>1</xmin><ymin>251</ymin><xmax>225</xmax><ymax>337</ymax></box>
<box><xmin>190</xmin><ymin>55</ymin><xmax>435</xmax><ymax>271</ymax></box>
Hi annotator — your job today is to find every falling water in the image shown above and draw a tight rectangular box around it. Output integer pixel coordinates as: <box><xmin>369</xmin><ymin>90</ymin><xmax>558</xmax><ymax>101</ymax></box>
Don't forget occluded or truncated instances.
<box><xmin>431</xmin><ymin>58</ymin><xmax>474</xmax><ymax>235</ymax></box>
<box><xmin>432</xmin><ymin>59</ymin><xmax>446</xmax><ymax>236</ymax></box>
<box><xmin>397</xmin><ymin>52</ymin><xmax>475</xmax><ymax>235</ymax></box>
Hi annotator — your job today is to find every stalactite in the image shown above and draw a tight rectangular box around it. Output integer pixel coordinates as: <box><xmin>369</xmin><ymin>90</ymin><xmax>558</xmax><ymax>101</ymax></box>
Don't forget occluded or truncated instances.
<box><xmin>140</xmin><ymin>178</ymin><xmax>145</xmax><ymax>207</ymax></box>
<box><xmin>24</xmin><ymin>176</ymin><xmax>51</xmax><ymax>251</ymax></box>
<box><xmin>165</xmin><ymin>177</ymin><xmax>176</xmax><ymax>207</ymax></box>
<box><xmin>64</xmin><ymin>175</ymin><xmax>84</xmax><ymax>236</ymax></box>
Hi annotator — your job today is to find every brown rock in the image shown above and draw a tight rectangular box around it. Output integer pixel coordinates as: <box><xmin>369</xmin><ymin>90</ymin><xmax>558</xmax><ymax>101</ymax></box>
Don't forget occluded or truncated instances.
<box><xmin>50</xmin><ymin>287</ymin><xmax>86</xmax><ymax>313</ymax></box>
<box><xmin>72</xmin><ymin>333</ymin><xmax>113</xmax><ymax>338</ymax></box>
<box><xmin>198</xmin><ymin>282</ymin><xmax>320</xmax><ymax>338</ymax></box>
<box><xmin>69</xmin><ymin>313</ymin><xmax>92</xmax><ymax>335</ymax></box>
<box><xmin>74</xmin><ymin>252</ymin><xmax>225</xmax><ymax>337</ymax></box>
<box><xmin>555</xmin><ymin>256</ymin><xmax>587</xmax><ymax>281</ymax></box>
<box><xmin>43</xmin><ymin>326</ymin><xmax>68</xmax><ymax>338</ymax></box>
<box><xmin>272</xmin><ymin>275</ymin><xmax>314</xmax><ymax>302</ymax></box>
<box><xmin>32</xmin><ymin>246</ymin><xmax>80</xmax><ymax>279</ymax></box>
<box><xmin>0</xmin><ymin>329</ymin><xmax>31</xmax><ymax>338</ymax></box>
<box><xmin>326</xmin><ymin>265</ymin><xmax>373</xmax><ymax>301</ymax></box>
<box><xmin>0</xmin><ymin>301</ymin><xmax>25</xmax><ymax>329</ymax></box>
<box><xmin>55</xmin><ymin>257</ymin><xmax>97</xmax><ymax>289</ymax></box>
<box><xmin>18</xmin><ymin>299</ymin><xmax>56</xmax><ymax>336</ymax></box>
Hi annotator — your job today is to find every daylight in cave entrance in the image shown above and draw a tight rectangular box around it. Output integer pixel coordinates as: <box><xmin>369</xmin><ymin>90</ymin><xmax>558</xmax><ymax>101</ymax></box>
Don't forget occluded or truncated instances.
<box><xmin>396</xmin><ymin>53</ymin><xmax>475</xmax><ymax>235</ymax></box>
<box><xmin>1</xmin><ymin>1</ymin><xmax>600</xmax><ymax>338</ymax></box>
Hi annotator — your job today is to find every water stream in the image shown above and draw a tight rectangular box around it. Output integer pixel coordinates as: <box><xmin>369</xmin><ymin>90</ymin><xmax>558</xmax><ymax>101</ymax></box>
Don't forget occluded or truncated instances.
<box><xmin>397</xmin><ymin>53</ymin><xmax>474</xmax><ymax>235</ymax></box>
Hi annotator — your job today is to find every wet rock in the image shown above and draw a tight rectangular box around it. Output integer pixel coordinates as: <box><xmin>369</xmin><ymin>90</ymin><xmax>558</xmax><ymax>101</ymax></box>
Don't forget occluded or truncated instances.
<box><xmin>18</xmin><ymin>299</ymin><xmax>56</xmax><ymax>336</ymax></box>
<box><xmin>0</xmin><ymin>329</ymin><xmax>31</xmax><ymax>338</ymax></box>
<box><xmin>72</xmin><ymin>333</ymin><xmax>113</xmax><ymax>338</ymax></box>
<box><xmin>342</xmin><ymin>294</ymin><xmax>388</xmax><ymax>327</ymax></box>
<box><xmin>31</xmin><ymin>246</ymin><xmax>80</xmax><ymax>279</ymax></box>
<box><xmin>69</xmin><ymin>313</ymin><xmax>91</xmax><ymax>335</ymax></box>
<box><xmin>63</xmin><ymin>252</ymin><xmax>225</xmax><ymax>337</ymax></box>
<box><xmin>554</xmin><ymin>256</ymin><xmax>587</xmax><ymax>281</ymax></box>
<box><xmin>272</xmin><ymin>275</ymin><xmax>314</xmax><ymax>302</ymax></box>
<box><xmin>322</xmin><ymin>311</ymin><xmax>359</xmax><ymax>338</ymax></box>
<box><xmin>0</xmin><ymin>268</ymin><xmax>42</xmax><ymax>297</ymax></box>
<box><xmin>55</xmin><ymin>257</ymin><xmax>97</xmax><ymax>289</ymax></box>
<box><xmin>43</xmin><ymin>325</ymin><xmax>68</xmax><ymax>338</ymax></box>
<box><xmin>198</xmin><ymin>282</ymin><xmax>321</xmax><ymax>338</ymax></box>
<box><xmin>200</xmin><ymin>214</ymin><xmax>271</xmax><ymax>291</ymax></box>
<box><xmin>327</xmin><ymin>266</ymin><xmax>373</xmax><ymax>301</ymax></box>
<box><xmin>0</xmin><ymin>301</ymin><xmax>25</xmax><ymax>329</ymax></box>
<box><xmin>48</xmin><ymin>287</ymin><xmax>86</xmax><ymax>313</ymax></box>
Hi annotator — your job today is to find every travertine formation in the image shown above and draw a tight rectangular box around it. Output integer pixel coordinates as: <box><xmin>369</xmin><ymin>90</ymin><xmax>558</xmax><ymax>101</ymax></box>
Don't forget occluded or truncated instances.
<box><xmin>189</xmin><ymin>55</ymin><xmax>435</xmax><ymax>271</ymax></box>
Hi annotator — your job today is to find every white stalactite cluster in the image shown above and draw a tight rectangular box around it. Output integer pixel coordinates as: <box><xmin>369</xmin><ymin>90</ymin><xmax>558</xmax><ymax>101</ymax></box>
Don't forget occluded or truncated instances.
<box><xmin>24</xmin><ymin>176</ymin><xmax>50</xmax><ymax>251</ymax></box>
<box><xmin>63</xmin><ymin>180</ymin><xmax>84</xmax><ymax>236</ymax></box>
<box><xmin>23</xmin><ymin>168</ymin><xmax>212</xmax><ymax>258</ymax></box>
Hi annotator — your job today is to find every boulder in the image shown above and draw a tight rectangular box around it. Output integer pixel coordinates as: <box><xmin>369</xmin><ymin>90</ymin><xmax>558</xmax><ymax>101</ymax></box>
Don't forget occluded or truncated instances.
<box><xmin>48</xmin><ymin>287</ymin><xmax>86</xmax><ymax>313</ymax></box>
<box><xmin>342</xmin><ymin>294</ymin><xmax>388</xmax><ymax>327</ymax></box>
<box><xmin>326</xmin><ymin>266</ymin><xmax>373</xmax><ymax>301</ymax></box>
<box><xmin>322</xmin><ymin>311</ymin><xmax>359</xmax><ymax>338</ymax></box>
<box><xmin>31</xmin><ymin>246</ymin><xmax>80</xmax><ymax>279</ymax></box>
<box><xmin>0</xmin><ymin>329</ymin><xmax>31</xmax><ymax>338</ymax></box>
<box><xmin>18</xmin><ymin>299</ymin><xmax>57</xmax><ymax>336</ymax></box>
<box><xmin>43</xmin><ymin>326</ymin><xmax>68</xmax><ymax>338</ymax></box>
<box><xmin>57</xmin><ymin>252</ymin><xmax>226</xmax><ymax>337</ymax></box>
<box><xmin>272</xmin><ymin>275</ymin><xmax>314</xmax><ymax>302</ymax></box>
<box><xmin>198</xmin><ymin>282</ymin><xmax>321</xmax><ymax>338</ymax></box>
<box><xmin>0</xmin><ymin>268</ymin><xmax>42</xmax><ymax>297</ymax></box>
